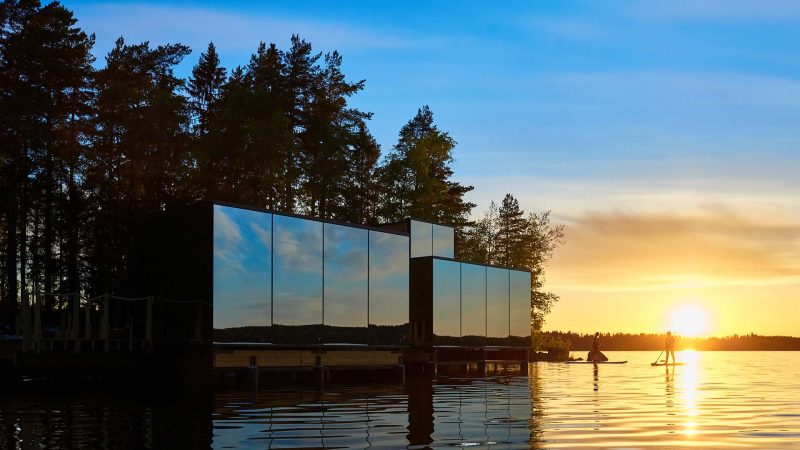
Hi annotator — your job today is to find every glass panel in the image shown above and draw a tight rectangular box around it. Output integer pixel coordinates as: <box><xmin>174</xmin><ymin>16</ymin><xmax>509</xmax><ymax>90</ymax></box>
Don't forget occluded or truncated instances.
<box><xmin>273</xmin><ymin>215</ymin><xmax>323</xmax><ymax>343</ymax></box>
<box><xmin>433</xmin><ymin>259</ymin><xmax>461</xmax><ymax>344</ymax></box>
<box><xmin>509</xmin><ymin>270</ymin><xmax>532</xmax><ymax>343</ymax></box>
<box><xmin>461</xmin><ymin>263</ymin><xmax>486</xmax><ymax>345</ymax></box>
<box><xmin>410</xmin><ymin>220</ymin><xmax>432</xmax><ymax>258</ymax></box>
<box><xmin>324</xmin><ymin>224</ymin><xmax>368</xmax><ymax>343</ymax></box>
<box><xmin>369</xmin><ymin>231</ymin><xmax>410</xmax><ymax>345</ymax></box>
<box><xmin>213</xmin><ymin>205</ymin><xmax>272</xmax><ymax>341</ymax></box>
<box><xmin>432</xmin><ymin>225</ymin><xmax>455</xmax><ymax>258</ymax></box>
<box><xmin>486</xmin><ymin>267</ymin><xmax>510</xmax><ymax>341</ymax></box>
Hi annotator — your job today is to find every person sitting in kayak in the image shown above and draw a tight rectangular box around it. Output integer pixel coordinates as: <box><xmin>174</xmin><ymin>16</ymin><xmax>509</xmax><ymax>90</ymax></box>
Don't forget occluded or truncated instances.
<box><xmin>665</xmin><ymin>331</ymin><xmax>676</xmax><ymax>365</ymax></box>
<box><xmin>587</xmin><ymin>332</ymin><xmax>609</xmax><ymax>362</ymax></box>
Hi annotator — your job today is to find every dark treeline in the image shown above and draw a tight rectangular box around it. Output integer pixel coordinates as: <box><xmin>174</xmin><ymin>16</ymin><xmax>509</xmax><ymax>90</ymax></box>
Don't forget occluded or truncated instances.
<box><xmin>540</xmin><ymin>332</ymin><xmax>800</xmax><ymax>351</ymax></box>
<box><xmin>0</xmin><ymin>1</ymin><xmax>563</xmax><ymax>331</ymax></box>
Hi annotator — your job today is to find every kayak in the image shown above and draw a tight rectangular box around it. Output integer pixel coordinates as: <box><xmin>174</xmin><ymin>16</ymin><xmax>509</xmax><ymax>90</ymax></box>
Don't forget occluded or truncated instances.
<box><xmin>651</xmin><ymin>362</ymin><xmax>686</xmax><ymax>366</ymax></box>
<box><xmin>566</xmin><ymin>361</ymin><xmax>627</xmax><ymax>365</ymax></box>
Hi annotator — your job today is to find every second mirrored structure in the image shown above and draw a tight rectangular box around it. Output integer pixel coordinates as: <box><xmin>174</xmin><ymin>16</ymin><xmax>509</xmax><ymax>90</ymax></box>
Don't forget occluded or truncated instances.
<box><xmin>430</xmin><ymin>258</ymin><xmax>532</xmax><ymax>346</ymax></box>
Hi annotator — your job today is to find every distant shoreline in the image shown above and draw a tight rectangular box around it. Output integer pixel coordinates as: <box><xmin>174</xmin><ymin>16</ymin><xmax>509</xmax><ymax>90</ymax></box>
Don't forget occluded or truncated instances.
<box><xmin>540</xmin><ymin>332</ymin><xmax>800</xmax><ymax>352</ymax></box>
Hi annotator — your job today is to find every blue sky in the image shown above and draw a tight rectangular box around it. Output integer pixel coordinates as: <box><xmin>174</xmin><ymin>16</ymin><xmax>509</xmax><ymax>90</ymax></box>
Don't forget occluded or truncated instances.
<box><xmin>71</xmin><ymin>1</ymin><xmax>800</xmax><ymax>334</ymax></box>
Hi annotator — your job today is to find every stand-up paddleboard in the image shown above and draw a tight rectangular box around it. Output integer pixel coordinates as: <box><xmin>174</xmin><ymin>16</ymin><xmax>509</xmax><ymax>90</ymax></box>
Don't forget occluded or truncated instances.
<box><xmin>566</xmin><ymin>361</ymin><xmax>627</xmax><ymax>364</ymax></box>
<box><xmin>651</xmin><ymin>362</ymin><xmax>686</xmax><ymax>366</ymax></box>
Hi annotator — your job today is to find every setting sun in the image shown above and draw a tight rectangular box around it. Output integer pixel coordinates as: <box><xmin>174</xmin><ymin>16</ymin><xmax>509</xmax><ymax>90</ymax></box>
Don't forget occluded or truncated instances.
<box><xmin>668</xmin><ymin>304</ymin><xmax>711</xmax><ymax>337</ymax></box>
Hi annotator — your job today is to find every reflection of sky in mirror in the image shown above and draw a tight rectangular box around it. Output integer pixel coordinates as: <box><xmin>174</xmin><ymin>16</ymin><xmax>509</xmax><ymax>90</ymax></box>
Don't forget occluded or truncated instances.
<box><xmin>461</xmin><ymin>263</ymin><xmax>486</xmax><ymax>337</ymax></box>
<box><xmin>434</xmin><ymin>259</ymin><xmax>461</xmax><ymax>338</ymax></box>
<box><xmin>324</xmin><ymin>224</ymin><xmax>368</xmax><ymax>328</ymax></box>
<box><xmin>510</xmin><ymin>271</ymin><xmax>532</xmax><ymax>337</ymax></box>
<box><xmin>273</xmin><ymin>216</ymin><xmax>323</xmax><ymax>326</ymax></box>
<box><xmin>410</xmin><ymin>220</ymin><xmax>432</xmax><ymax>258</ymax></box>
<box><xmin>432</xmin><ymin>225</ymin><xmax>455</xmax><ymax>259</ymax></box>
<box><xmin>213</xmin><ymin>205</ymin><xmax>271</xmax><ymax>329</ymax></box>
<box><xmin>369</xmin><ymin>231</ymin><xmax>410</xmax><ymax>326</ymax></box>
<box><xmin>487</xmin><ymin>268</ymin><xmax>510</xmax><ymax>338</ymax></box>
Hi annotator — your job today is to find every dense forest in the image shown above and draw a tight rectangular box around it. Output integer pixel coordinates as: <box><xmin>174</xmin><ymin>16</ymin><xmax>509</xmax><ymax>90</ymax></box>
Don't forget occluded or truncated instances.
<box><xmin>540</xmin><ymin>332</ymin><xmax>800</xmax><ymax>352</ymax></box>
<box><xmin>0</xmin><ymin>1</ymin><xmax>564</xmax><ymax>329</ymax></box>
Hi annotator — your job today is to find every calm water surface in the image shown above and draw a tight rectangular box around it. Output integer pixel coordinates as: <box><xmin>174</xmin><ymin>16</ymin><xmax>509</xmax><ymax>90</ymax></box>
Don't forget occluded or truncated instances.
<box><xmin>2</xmin><ymin>351</ymin><xmax>799</xmax><ymax>449</ymax></box>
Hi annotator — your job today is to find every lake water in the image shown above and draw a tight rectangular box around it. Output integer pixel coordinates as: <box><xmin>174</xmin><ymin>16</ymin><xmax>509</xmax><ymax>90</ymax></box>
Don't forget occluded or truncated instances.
<box><xmin>1</xmin><ymin>351</ymin><xmax>799</xmax><ymax>449</ymax></box>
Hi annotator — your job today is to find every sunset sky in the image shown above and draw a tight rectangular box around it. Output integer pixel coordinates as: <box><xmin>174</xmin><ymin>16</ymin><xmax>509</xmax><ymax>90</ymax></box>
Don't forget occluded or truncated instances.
<box><xmin>65</xmin><ymin>0</ymin><xmax>800</xmax><ymax>336</ymax></box>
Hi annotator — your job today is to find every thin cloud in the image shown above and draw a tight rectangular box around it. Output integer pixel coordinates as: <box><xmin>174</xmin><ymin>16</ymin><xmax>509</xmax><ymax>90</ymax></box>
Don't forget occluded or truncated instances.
<box><xmin>632</xmin><ymin>0</ymin><xmax>800</xmax><ymax>23</ymax></box>
<box><xmin>74</xmin><ymin>2</ymin><xmax>429</xmax><ymax>57</ymax></box>
<box><xmin>549</xmin><ymin>209</ymin><xmax>800</xmax><ymax>291</ymax></box>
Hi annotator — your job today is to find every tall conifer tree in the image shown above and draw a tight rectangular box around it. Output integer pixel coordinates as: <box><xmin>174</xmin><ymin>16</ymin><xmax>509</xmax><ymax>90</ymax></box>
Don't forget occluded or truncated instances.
<box><xmin>378</xmin><ymin>106</ymin><xmax>475</xmax><ymax>225</ymax></box>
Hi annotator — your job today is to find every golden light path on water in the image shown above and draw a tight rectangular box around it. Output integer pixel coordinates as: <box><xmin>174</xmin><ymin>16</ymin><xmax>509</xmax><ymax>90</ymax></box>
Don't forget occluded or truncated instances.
<box><xmin>535</xmin><ymin>351</ymin><xmax>800</xmax><ymax>448</ymax></box>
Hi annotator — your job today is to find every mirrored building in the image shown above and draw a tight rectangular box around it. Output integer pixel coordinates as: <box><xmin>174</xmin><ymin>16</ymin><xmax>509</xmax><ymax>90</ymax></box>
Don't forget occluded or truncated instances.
<box><xmin>135</xmin><ymin>203</ymin><xmax>531</xmax><ymax>350</ymax></box>
<box><xmin>213</xmin><ymin>204</ymin><xmax>410</xmax><ymax>345</ymax></box>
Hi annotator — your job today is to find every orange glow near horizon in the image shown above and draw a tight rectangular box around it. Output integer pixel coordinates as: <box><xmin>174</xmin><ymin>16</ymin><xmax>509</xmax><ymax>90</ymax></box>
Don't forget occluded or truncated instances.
<box><xmin>542</xmin><ymin>208</ymin><xmax>800</xmax><ymax>337</ymax></box>
<box><xmin>666</xmin><ymin>304</ymin><xmax>711</xmax><ymax>337</ymax></box>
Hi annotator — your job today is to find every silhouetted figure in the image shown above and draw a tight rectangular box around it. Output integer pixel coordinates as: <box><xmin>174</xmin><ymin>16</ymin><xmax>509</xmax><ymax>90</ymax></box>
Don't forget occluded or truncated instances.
<box><xmin>587</xmin><ymin>332</ymin><xmax>609</xmax><ymax>362</ymax></box>
<box><xmin>665</xmin><ymin>331</ymin><xmax>676</xmax><ymax>365</ymax></box>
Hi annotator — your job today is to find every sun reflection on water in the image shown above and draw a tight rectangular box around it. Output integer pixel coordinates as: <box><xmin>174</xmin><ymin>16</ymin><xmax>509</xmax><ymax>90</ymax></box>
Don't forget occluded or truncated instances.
<box><xmin>679</xmin><ymin>350</ymin><xmax>701</xmax><ymax>437</ymax></box>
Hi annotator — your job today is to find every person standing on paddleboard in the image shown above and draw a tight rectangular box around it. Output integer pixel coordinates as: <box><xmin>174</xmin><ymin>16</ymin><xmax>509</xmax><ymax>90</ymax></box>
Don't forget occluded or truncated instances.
<box><xmin>665</xmin><ymin>331</ymin><xmax>676</xmax><ymax>365</ymax></box>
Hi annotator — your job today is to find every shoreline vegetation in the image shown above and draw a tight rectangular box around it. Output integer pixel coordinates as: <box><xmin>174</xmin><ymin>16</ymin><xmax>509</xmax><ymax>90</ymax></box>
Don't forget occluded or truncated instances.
<box><xmin>539</xmin><ymin>331</ymin><xmax>800</xmax><ymax>351</ymax></box>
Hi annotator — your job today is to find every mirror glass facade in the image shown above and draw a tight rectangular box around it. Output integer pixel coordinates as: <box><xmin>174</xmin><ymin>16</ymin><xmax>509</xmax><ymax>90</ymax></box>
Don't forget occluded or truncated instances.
<box><xmin>324</xmin><ymin>224</ymin><xmax>368</xmax><ymax>343</ymax></box>
<box><xmin>486</xmin><ymin>267</ymin><xmax>510</xmax><ymax>339</ymax></box>
<box><xmin>213</xmin><ymin>204</ymin><xmax>411</xmax><ymax>345</ymax></box>
<box><xmin>410</xmin><ymin>220</ymin><xmax>433</xmax><ymax>258</ymax></box>
<box><xmin>272</xmin><ymin>215</ymin><xmax>323</xmax><ymax>341</ymax></box>
<box><xmin>431</xmin><ymin>225</ymin><xmax>455</xmax><ymax>258</ymax></box>
<box><xmin>461</xmin><ymin>263</ymin><xmax>486</xmax><ymax>344</ymax></box>
<box><xmin>369</xmin><ymin>231</ymin><xmax>410</xmax><ymax>345</ymax></box>
<box><xmin>509</xmin><ymin>271</ymin><xmax>532</xmax><ymax>338</ymax></box>
<box><xmin>213</xmin><ymin>205</ymin><xmax>272</xmax><ymax>340</ymax></box>
<box><xmin>433</xmin><ymin>259</ymin><xmax>461</xmax><ymax>342</ymax></box>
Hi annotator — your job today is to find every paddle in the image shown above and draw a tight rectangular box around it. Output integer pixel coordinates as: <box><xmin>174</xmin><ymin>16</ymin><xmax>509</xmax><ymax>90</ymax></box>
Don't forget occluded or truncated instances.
<box><xmin>653</xmin><ymin>350</ymin><xmax>664</xmax><ymax>365</ymax></box>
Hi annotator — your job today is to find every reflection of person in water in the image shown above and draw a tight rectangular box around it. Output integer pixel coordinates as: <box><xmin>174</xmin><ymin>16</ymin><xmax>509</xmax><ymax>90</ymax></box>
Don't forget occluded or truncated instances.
<box><xmin>587</xmin><ymin>332</ymin><xmax>609</xmax><ymax>362</ymax></box>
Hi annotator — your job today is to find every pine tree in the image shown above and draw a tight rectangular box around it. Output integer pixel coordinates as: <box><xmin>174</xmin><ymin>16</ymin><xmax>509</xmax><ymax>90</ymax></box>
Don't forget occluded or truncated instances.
<box><xmin>300</xmin><ymin>50</ymin><xmax>369</xmax><ymax>219</ymax></box>
<box><xmin>495</xmin><ymin>194</ymin><xmax>527</xmax><ymax>267</ymax></box>
<box><xmin>339</xmin><ymin>121</ymin><xmax>380</xmax><ymax>224</ymax></box>
<box><xmin>187</xmin><ymin>42</ymin><xmax>225</xmax><ymax>137</ymax></box>
<box><xmin>378</xmin><ymin>106</ymin><xmax>475</xmax><ymax>225</ymax></box>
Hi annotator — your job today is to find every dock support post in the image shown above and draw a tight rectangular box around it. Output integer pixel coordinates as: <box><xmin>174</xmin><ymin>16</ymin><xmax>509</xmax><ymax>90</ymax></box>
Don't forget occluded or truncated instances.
<box><xmin>395</xmin><ymin>364</ymin><xmax>406</xmax><ymax>384</ymax></box>
<box><xmin>519</xmin><ymin>360</ymin><xmax>529</xmax><ymax>375</ymax></box>
<box><xmin>248</xmin><ymin>355</ymin><xmax>259</xmax><ymax>391</ymax></box>
<box><xmin>425</xmin><ymin>361</ymin><xmax>437</xmax><ymax>378</ymax></box>
<box><xmin>478</xmin><ymin>361</ymin><xmax>487</xmax><ymax>377</ymax></box>
<box><xmin>313</xmin><ymin>355</ymin><xmax>325</xmax><ymax>391</ymax></box>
